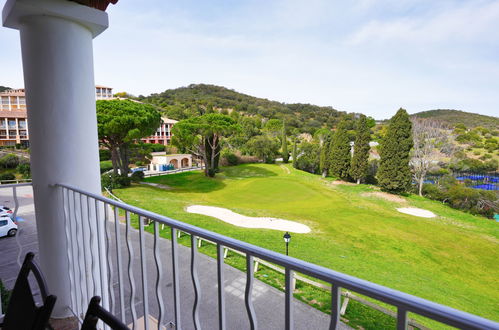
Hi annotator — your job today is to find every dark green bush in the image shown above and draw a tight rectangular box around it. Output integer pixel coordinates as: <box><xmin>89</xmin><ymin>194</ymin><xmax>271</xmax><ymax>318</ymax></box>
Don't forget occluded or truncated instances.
<box><xmin>16</xmin><ymin>162</ymin><xmax>30</xmax><ymax>178</ymax></box>
<box><xmin>143</xmin><ymin>143</ymin><xmax>166</xmax><ymax>152</ymax></box>
<box><xmin>422</xmin><ymin>182</ymin><xmax>497</xmax><ymax>218</ymax></box>
<box><xmin>223</xmin><ymin>152</ymin><xmax>239</xmax><ymax>166</ymax></box>
<box><xmin>99</xmin><ymin>148</ymin><xmax>111</xmax><ymax>161</ymax></box>
<box><xmin>0</xmin><ymin>154</ymin><xmax>20</xmax><ymax>169</ymax></box>
<box><xmin>0</xmin><ymin>173</ymin><xmax>15</xmax><ymax>181</ymax></box>
<box><xmin>101</xmin><ymin>173</ymin><xmax>130</xmax><ymax>190</ymax></box>
<box><xmin>1</xmin><ymin>279</ymin><xmax>11</xmax><ymax>312</ymax></box>
<box><xmin>130</xmin><ymin>170</ymin><xmax>144</xmax><ymax>182</ymax></box>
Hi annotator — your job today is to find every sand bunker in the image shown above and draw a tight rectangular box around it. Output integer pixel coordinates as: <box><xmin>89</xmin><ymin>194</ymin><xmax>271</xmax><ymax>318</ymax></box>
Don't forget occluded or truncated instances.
<box><xmin>186</xmin><ymin>205</ymin><xmax>311</xmax><ymax>233</ymax></box>
<box><xmin>397</xmin><ymin>207</ymin><xmax>436</xmax><ymax>218</ymax></box>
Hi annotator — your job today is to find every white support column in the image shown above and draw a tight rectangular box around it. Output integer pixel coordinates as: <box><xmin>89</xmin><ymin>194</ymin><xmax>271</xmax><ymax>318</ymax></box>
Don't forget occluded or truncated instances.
<box><xmin>3</xmin><ymin>0</ymin><xmax>109</xmax><ymax>318</ymax></box>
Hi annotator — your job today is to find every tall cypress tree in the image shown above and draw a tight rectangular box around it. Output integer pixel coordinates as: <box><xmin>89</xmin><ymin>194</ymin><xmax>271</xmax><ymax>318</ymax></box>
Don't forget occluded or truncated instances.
<box><xmin>378</xmin><ymin>108</ymin><xmax>413</xmax><ymax>193</ymax></box>
<box><xmin>319</xmin><ymin>132</ymin><xmax>332</xmax><ymax>177</ymax></box>
<box><xmin>329</xmin><ymin>120</ymin><xmax>351</xmax><ymax>180</ymax></box>
<box><xmin>292</xmin><ymin>138</ymin><xmax>298</xmax><ymax>168</ymax></box>
<box><xmin>350</xmin><ymin>115</ymin><xmax>371</xmax><ymax>184</ymax></box>
<box><xmin>281</xmin><ymin>123</ymin><xmax>289</xmax><ymax>163</ymax></box>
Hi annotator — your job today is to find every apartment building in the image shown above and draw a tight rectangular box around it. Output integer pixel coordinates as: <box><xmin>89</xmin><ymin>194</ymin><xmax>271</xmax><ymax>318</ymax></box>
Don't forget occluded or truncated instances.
<box><xmin>141</xmin><ymin>116</ymin><xmax>177</xmax><ymax>146</ymax></box>
<box><xmin>0</xmin><ymin>86</ymin><xmax>113</xmax><ymax>146</ymax></box>
<box><xmin>95</xmin><ymin>85</ymin><xmax>113</xmax><ymax>100</ymax></box>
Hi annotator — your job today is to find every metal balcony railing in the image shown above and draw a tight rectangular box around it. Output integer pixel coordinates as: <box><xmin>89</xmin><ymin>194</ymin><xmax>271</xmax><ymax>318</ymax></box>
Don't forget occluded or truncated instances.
<box><xmin>54</xmin><ymin>182</ymin><xmax>499</xmax><ymax>330</ymax></box>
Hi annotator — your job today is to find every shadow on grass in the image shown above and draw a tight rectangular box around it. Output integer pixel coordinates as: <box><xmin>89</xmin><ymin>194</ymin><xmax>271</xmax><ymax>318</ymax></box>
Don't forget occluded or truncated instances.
<box><xmin>143</xmin><ymin>165</ymin><xmax>278</xmax><ymax>193</ymax></box>
<box><xmin>144</xmin><ymin>171</ymin><xmax>226</xmax><ymax>193</ymax></box>
<box><xmin>221</xmin><ymin>164</ymin><xmax>278</xmax><ymax>178</ymax></box>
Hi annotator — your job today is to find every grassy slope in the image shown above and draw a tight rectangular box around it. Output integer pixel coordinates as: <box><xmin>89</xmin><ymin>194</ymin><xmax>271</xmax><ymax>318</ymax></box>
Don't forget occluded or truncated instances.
<box><xmin>113</xmin><ymin>164</ymin><xmax>499</xmax><ymax>324</ymax></box>
<box><xmin>411</xmin><ymin>109</ymin><xmax>499</xmax><ymax>129</ymax></box>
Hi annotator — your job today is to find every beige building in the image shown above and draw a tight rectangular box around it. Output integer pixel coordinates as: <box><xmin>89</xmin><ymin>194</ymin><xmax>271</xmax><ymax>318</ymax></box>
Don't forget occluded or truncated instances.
<box><xmin>0</xmin><ymin>86</ymin><xmax>113</xmax><ymax>146</ymax></box>
<box><xmin>148</xmin><ymin>152</ymin><xmax>192</xmax><ymax>171</ymax></box>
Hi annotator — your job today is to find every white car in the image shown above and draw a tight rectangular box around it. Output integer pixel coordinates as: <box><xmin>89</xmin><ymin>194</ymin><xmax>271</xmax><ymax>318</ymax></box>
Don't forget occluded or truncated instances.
<box><xmin>0</xmin><ymin>214</ymin><xmax>17</xmax><ymax>237</ymax></box>
<box><xmin>0</xmin><ymin>205</ymin><xmax>13</xmax><ymax>215</ymax></box>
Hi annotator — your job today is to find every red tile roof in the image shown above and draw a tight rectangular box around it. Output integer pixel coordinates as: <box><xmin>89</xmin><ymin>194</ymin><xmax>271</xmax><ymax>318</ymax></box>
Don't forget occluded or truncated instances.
<box><xmin>68</xmin><ymin>0</ymin><xmax>118</xmax><ymax>11</ymax></box>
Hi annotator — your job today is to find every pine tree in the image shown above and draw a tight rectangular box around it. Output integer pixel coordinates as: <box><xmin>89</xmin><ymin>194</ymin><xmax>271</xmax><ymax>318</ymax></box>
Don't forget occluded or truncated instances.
<box><xmin>281</xmin><ymin>124</ymin><xmax>289</xmax><ymax>163</ymax></box>
<box><xmin>350</xmin><ymin>115</ymin><xmax>371</xmax><ymax>184</ymax></box>
<box><xmin>378</xmin><ymin>108</ymin><xmax>413</xmax><ymax>193</ymax></box>
<box><xmin>329</xmin><ymin>120</ymin><xmax>351</xmax><ymax>180</ymax></box>
<box><xmin>292</xmin><ymin>138</ymin><xmax>298</xmax><ymax>168</ymax></box>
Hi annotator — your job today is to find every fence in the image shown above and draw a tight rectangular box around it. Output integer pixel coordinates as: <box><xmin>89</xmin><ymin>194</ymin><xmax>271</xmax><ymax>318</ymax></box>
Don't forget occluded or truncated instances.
<box><xmin>143</xmin><ymin>165</ymin><xmax>204</xmax><ymax>178</ymax></box>
<box><xmin>425</xmin><ymin>171</ymin><xmax>498</xmax><ymax>191</ymax></box>
<box><xmin>57</xmin><ymin>182</ymin><xmax>498</xmax><ymax>330</ymax></box>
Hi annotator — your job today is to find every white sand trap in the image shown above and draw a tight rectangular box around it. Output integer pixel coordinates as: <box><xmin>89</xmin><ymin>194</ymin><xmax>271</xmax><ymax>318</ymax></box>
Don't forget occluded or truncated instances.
<box><xmin>186</xmin><ymin>205</ymin><xmax>311</xmax><ymax>233</ymax></box>
<box><xmin>397</xmin><ymin>207</ymin><xmax>436</xmax><ymax>218</ymax></box>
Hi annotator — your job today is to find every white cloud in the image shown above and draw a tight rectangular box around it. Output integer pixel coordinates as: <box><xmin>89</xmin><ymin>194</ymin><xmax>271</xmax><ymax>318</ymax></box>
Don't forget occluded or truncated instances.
<box><xmin>348</xmin><ymin>1</ymin><xmax>499</xmax><ymax>45</ymax></box>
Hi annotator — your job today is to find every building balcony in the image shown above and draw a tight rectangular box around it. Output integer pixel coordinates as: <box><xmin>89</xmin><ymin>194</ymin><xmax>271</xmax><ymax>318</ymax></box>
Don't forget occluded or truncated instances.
<box><xmin>1</xmin><ymin>182</ymin><xmax>496</xmax><ymax>330</ymax></box>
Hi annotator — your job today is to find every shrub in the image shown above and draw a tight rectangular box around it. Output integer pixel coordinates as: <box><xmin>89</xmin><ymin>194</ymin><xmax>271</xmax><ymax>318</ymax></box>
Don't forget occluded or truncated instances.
<box><xmin>0</xmin><ymin>154</ymin><xmax>20</xmax><ymax>169</ymax></box>
<box><xmin>143</xmin><ymin>143</ymin><xmax>166</xmax><ymax>152</ymax></box>
<box><xmin>480</xmin><ymin>154</ymin><xmax>492</xmax><ymax>160</ymax></box>
<box><xmin>135</xmin><ymin>161</ymin><xmax>144</xmax><ymax>167</ymax></box>
<box><xmin>422</xmin><ymin>184</ymin><xmax>446</xmax><ymax>201</ymax></box>
<box><xmin>100</xmin><ymin>160</ymin><xmax>113</xmax><ymax>174</ymax></box>
<box><xmin>0</xmin><ymin>173</ymin><xmax>15</xmax><ymax>181</ymax></box>
<box><xmin>422</xmin><ymin>181</ymin><xmax>497</xmax><ymax>218</ymax></box>
<box><xmin>99</xmin><ymin>148</ymin><xmax>111</xmax><ymax>161</ymax></box>
<box><xmin>473</xmin><ymin>150</ymin><xmax>481</xmax><ymax>156</ymax></box>
<box><xmin>16</xmin><ymin>163</ymin><xmax>30</xmax><ymax>178</ymax></box>
<box><xmin>130</xmin><ymin>170</ymin><xmax>144</xmax><ymax>182</ymax></box>
<box><xmin>222</xmin><ymin>152</ymin><xmax>239</xmax><ymax>166</ymax></box>
<box><xmin>0</xmin><ymin>279</ymin><xmax>11</xmax><ymax>312</ymax></box>
<box><xmin>101</xmin><ymin>173</ymin><xmax>130</xmax><ymax>190</ymax></box>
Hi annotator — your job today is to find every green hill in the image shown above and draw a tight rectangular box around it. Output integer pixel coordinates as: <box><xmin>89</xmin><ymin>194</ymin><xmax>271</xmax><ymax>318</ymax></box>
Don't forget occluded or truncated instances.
<box><xmin>139</xmin><ymin>84</ymin><xmax>352</xmax><ymax>133</ymax></box>
<box><xmin>412</xmin><ymin>109</ymin><xmax>499</xmax><ymax>129</ymax></box>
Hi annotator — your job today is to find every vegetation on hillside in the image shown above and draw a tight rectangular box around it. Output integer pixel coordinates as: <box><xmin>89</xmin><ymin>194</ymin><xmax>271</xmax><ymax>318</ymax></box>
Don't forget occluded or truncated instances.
<box><xmin>139</xmin><ymin>84</ymin><xmax>357</xmax><ymax>134</ymax></box>
<box><xmin>412</xmin><ymin>109</ymin><xmax>499</xmax><ymax>129</ymax></box>
<box><xmin>0</xmin><ymin>86</ymin><xmax>11</xmax><ymax>92</ymax></box>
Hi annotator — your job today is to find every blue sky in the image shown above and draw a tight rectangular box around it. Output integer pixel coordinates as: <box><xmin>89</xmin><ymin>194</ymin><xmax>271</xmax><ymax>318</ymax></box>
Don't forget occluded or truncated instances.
<box><xmin>1</xmin><ymin>0</ymin><xmax>498</xmax><ymax>119</ymax></box>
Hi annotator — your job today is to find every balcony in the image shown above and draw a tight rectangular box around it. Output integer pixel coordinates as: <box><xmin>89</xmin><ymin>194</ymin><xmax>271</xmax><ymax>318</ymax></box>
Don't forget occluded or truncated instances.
<box><xmin>1</xmin><ymin>0</ymin><xmax>497</xmax><ymax>329</ymax></box>
<box><xmin>1</xmin><ymin>182</ymin><xmax>497</xmax><ymax>330</ymax></box>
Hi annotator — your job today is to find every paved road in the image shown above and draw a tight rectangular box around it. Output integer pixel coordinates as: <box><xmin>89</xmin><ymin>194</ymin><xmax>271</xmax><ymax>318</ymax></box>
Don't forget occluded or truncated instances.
<box><xmin>0</xmin><ymin>185</ymin><xmax>349</xmax><ymax>329</ymax></box>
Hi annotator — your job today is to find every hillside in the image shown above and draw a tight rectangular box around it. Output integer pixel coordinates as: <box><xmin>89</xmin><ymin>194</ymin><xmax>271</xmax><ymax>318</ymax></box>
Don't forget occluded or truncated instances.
<box><xmin>412</xmin><ymin>109</ymin><xmax>499</xmax><ymax>129</ymax></box>
<box><xmin>0</xmin><ymin>86</ymin><xmax>11</xmax><ymax>92</ymax></box>
<box><xmin>139</xmin><ymin>84</ymin><xmax>351</xmax><ymax>133</ymax></box>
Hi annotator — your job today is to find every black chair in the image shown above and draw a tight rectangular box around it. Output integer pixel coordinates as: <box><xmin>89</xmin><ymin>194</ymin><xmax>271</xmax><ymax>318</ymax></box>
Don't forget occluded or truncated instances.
<box><xmin>0</xmin><ymin>252</ymin><xmax>57</xmax><ymax>330</ymax></box>
<box><xmin>81</xmin><ymin>296</ymin><xmax>129</xmax><ymax>330</ymax></box>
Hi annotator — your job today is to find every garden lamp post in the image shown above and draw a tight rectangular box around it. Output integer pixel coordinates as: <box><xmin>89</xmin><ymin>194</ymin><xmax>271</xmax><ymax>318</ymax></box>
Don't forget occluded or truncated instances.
<box><xmin>283</xmin><ymin>232</ymin><xmax>291</xmax><ymax>256</ymax></box>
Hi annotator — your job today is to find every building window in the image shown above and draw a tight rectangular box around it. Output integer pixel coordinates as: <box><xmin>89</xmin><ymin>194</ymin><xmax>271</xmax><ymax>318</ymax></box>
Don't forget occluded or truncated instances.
<box><xmin>8</xmin><ymin>120</ymin><xmax>16</xmax><ymax>128</ymax></box>
<box><xmin>8</xmin><ymin>130</ymin><xmax>17</xmax><ymax>136</ymax></box>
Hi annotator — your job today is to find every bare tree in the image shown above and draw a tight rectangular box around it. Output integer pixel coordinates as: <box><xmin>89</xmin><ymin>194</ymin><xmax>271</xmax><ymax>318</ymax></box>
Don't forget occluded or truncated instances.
<box><xmin>410</xmin><ymin>118</ymin><xmax>452</xmax><ymax>196</ymax></box>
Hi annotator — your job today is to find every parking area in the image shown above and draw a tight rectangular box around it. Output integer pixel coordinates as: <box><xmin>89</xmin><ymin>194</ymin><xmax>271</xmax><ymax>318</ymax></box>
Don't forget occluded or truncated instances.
<box><xmin>0</xmin><ymin>185</ymin><xmax>38</xmax><ymax>289</ymax></box>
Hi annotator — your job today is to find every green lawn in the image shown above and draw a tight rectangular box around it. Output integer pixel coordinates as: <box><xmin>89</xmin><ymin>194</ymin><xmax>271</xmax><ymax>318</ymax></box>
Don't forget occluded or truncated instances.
<box><xmin>113</xmin><ymin>163</ymin><xmax>499</xmax><ymax>328</ymax></box>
